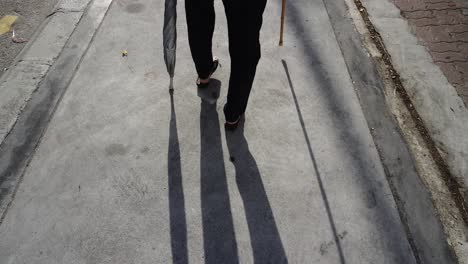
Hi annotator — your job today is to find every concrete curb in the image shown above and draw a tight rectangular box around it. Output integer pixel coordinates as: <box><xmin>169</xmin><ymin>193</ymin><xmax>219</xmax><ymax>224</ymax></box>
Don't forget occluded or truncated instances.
<box><xmin>0</xmin><ymin>0</ymin><xmax>92</xmax><ymax>145</ymax></box>
<box><xmin>345</xmin><ymin>0</ymin><xmax>468</xmax><ymax>262</ymax></box>
<box><xmin>323</xmin><ymin>0</ymin><xmax>459</xmax><ymax>262</ymax></box>
<box><xmin>0</xmin><ymin>0</ymin><xmax>113</xmax><ymax>223</ymax></box>
<box><xmin>360</xmin><ymin>0</ymin><xmax>468</xmax><ymax>212</ymax></box>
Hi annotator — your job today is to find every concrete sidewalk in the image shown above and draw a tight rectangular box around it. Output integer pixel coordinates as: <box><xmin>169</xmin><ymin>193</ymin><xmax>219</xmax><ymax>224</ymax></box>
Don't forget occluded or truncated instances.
<box><xmin>0</xmin><ymin>0</ymin><xmax>418</xmax><ymax>263</ymax></box>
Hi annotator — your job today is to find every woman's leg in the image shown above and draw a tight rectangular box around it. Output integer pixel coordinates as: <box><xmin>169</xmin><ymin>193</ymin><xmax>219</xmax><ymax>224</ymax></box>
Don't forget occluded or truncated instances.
<box><xmin>222</xmin><ymin>0</ymin><xmax>267</xmax><ymax>122</ymax></box>
<box><xmin>185</xmin><ymin>0</ymin><xmax>216</xmax><ymax>79</ymax></box>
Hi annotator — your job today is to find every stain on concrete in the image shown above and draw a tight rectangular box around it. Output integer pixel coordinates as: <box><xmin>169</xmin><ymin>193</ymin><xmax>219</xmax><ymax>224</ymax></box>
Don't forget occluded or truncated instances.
<box><xmin>105</xmin><ymin>143</ymin><xmax>128</xmax><ymax>156</ymax></box>
<box><xmin>140</xmin><ymin>146</ymin><xmax>150</xmax><ymax>154</ymax></box>
<box><xmin>338</xmin><ymin>231</ymin><xmax>348</xmax><ymax>239</ymax></box>
<box><xmin>319</xmin><ymin>231</ymin><xmax>348</xmax><ymax>256</ymax></box>
<box><xmin>319</xmin><ymin>240</ymin><xmax>334</xmax><ymax>256</ymax></box>
<box><xmin>144</xmin><ymin>71</ymin><xmax>157</xmax><ymax>81</ymax></box>
<box><xmin>126</xmin><ymin>3</ymin><xmax>145</xmax><ymax>14</ymax></box>
<box><xmin>366</xmin><ymin>190</ymin><xmax>377</xmax><ymax>208</ymax></box>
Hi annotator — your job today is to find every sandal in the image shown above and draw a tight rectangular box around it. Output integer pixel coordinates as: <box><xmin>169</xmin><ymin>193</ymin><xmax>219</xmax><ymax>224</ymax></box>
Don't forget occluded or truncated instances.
<box><xmin>224</xmin><ymin>105</ymin><xmax>243</xmax><ymax>131</ymax></box>
<box><xmin>224</xmin><ymin>116</ymin><xmax>243</xmax><ymax>131</ymax></box>
<box><xmin>196</xmin><ymin>57</ymin><xmax>219</xmax><ymax>88</ymax></box>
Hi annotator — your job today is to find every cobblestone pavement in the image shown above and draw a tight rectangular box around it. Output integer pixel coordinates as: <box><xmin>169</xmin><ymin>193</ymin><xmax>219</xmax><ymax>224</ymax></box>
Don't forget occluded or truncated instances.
<box><xmin>392</xmin><ymin>0</ymin><xmax>468</xmax><ymax>105</ymax></box>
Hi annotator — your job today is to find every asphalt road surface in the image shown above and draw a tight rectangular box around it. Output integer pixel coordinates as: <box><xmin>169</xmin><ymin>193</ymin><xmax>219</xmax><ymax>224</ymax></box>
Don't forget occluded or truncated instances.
<box><xmin>0</xmin><ymin>0</ymin><xmax>59</xmax><ymax>78</ymax></box>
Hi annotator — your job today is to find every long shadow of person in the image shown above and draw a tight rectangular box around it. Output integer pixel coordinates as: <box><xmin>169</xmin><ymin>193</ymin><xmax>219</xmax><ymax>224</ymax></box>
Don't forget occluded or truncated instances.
<box><xmin>199</xmin><ymin>80</ymin><xmax>239</xmax><ymax>264</ymax></box>
<box><xmin>225</xmin><ymin>123</ymin><xmax>289</xmax><ymax>264</ymax></box>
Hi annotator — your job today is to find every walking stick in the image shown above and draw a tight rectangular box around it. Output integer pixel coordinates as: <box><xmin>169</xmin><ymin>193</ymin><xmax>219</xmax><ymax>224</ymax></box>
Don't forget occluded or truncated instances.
<box><xmin>279</xmin><ymin>0</ymin><xmax>286</xmax><ymax>46</ymax></box>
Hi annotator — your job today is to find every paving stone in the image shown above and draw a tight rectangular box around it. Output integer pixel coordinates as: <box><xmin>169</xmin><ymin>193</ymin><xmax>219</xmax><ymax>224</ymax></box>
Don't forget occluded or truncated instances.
<box><xmin>453</xmin><ymin>31</ymin><xmax>468</xmax><ymax>42</ymax></box>
<box><xmin>427</xmin><ymin>2</ymin><xmax>463</xmax><ymax>10</ymax></box>
<box><xmin>432</xmin><ymin>51</ymin><xmax>466</xmax><ymax>62</ymax></box>
<box><xmin>409</xmin><ymin>10</ymin><xmax>468</xmax><ymax>26</ymax></box>
<box><xmin>437</xmin><ymin>62</ymin><xmax>464</xmax><ymax>84</ymax></box>
<box><xmin>458</xmin><ymin>42</ymin><xmax>468</xmax><ymax>53</ymax></box>
<box><xmin>454</xmin><ymin>61</ymin><xmax>468</xmax><ymax>74</ymax></box>
<box><xmin>414</xmin><ymin>26</ymin><xmax>453</xmax><ymax>41</ymax></box>
<box><xmin>404</xmin><ymin>10</ymin><xmax>432</xmax><ymax>19</ymax></box>
<box><xmin>428</xmin><ymin>41</ymin><xmax>461</xmax><ymax>52</ymax></box>
<box><xmin>393</xmin><ymin>0</ymin><xmax>468</xmax><ymax>104</ymax></box>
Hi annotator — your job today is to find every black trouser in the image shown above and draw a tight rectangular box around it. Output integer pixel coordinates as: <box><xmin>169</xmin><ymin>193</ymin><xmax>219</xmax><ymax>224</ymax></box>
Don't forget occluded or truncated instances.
<box><xmin>185</xmin><ymin>0</ymin><xmax>267</xmax><ymax>122</ymax></box>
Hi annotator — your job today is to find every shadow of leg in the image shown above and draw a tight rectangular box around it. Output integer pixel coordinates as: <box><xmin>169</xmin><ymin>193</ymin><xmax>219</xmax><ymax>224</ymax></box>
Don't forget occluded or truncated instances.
<box><xmin>200</xmin><ymin>100</ymin><xmax>239</xmax><ymax>264</ymax></box>
<box><xmin>226</xmin><ymin>124</ymin><xmax>288</xmax><ymax>264</ymax></box>
<box><xmin>168</xmin><ymin>91</ymin><xmax>188</xmax><ymax>264</ymax></box>
<box><xmin>197</xmin><ymin>79</ymin><xmax>221</xmax><ymax>105</ymax></box>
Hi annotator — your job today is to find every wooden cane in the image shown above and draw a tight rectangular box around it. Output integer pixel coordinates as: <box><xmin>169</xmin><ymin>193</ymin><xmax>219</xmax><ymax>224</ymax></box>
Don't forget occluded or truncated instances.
<box><xmin>279</xmin><ymin>0</ymin><xmax>286</xmax><ymax>46</ymax></box>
